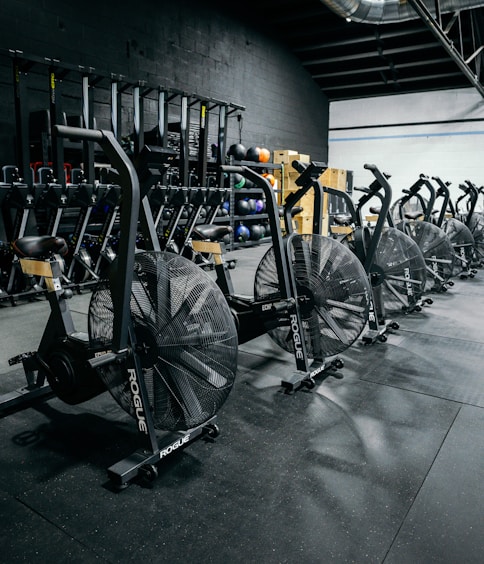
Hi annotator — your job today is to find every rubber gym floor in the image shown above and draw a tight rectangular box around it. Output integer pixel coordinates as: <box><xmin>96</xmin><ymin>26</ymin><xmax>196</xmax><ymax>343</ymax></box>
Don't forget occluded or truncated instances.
<box><xmin>0</xmin><ymin>242</ymin><xmax>483</xmax><ymax>564</ymax></box>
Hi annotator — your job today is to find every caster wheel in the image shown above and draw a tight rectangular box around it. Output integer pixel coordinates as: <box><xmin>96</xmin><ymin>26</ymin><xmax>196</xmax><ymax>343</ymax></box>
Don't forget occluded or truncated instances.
<box><xmin>390</xmin><ymin>321</ymin><xmax>400</xmax><ymax>330</ymax></box>
<box><xmin>378</xmin><ymin>334</ymin><xmax>387</xmax><ymax>343</ymax></box>
<box><xmin>426</xmin><ymin>298</ymin><xmax>433</xmax><ymax>305</ymax></box>
<box><xmin>112</xmin><ymin>481</ymin><xmax>130</xmax><ymax>492</ymax></box>
<box><xmin>333</xmin><ymin>358</ymin><xmax>344</xmax><ymax>370</ymax></box>
<box><xmin>139</xmin><ymin>464</ymin><xmax>159</xmax><ymax>483</ymax></box>
<box><xmin>470</xmin><ymin>273</ymin><xmax>475</xmax><ymax>278</ymax></box>
<box><xmin>228</xmin><ymin>261</ymin><xmax>236</xmax><ymax>269</ymax></box>
<box><xmin>304</xmin><ymin>377</ymin><xmax>316</xmax><ymax>389</ymax></box>
<box><xmin>205</xmin><ymin>423</ymin><xmax>220</xmax><ymax>438</ymax></box>
<box><xmin>442</xmin><ymin>286</ymin><xmax>448</xmax><ymax>292</ymax></box>
<box><xmin>448</xmin><ymin>280</ymin><xmax>454</xmax><ymax>286</ymax></box>
<box><xmin>415</xmin><ymin>305</ymin><xmax>422</xmax><ymax>312</ymax></box>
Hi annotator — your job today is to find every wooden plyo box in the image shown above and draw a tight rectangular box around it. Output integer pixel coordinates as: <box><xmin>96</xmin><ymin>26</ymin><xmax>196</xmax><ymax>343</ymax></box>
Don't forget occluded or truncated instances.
<box><xmin>273</xmin><ymin>150</ymin><xmax>310</xmax><ymax>165</ymax></box>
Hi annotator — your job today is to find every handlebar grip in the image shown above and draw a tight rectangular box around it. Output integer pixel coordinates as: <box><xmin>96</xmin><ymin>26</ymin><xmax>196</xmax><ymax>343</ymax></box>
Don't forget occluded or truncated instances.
<box><xmin>220</xmin><ymin>165</ymin><xmax>244</xmax><ymax>174</ymax></box>
<box><xmin>54</xmin><ymin>124</ymin><xmax>104</xmax><ymax>143</ymax></box>
<box><xmin>291</xmin><ymin>160</ymin><xmax>307</xmax><ymax>174</ymax></box>
<box><xmin>363</xmin><ymin>163</ymin><xmax>377</xmax><ymax>172</ymax></box>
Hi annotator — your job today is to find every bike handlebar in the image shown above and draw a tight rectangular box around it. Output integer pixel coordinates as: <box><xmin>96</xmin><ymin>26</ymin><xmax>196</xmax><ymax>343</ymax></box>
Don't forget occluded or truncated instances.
<box><xmin>55</xmin><ymin>124</ymin><xmax>140</xmax><ymax>353</ymax></box>
<box><xmin>54</xmin><ymin>124</ymin><xmax>104</xmax><ymax>143</ymax></box>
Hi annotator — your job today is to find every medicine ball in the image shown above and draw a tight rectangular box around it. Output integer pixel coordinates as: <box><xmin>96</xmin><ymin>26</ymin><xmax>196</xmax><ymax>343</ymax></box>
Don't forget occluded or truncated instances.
<box><xmin>236</xmin><ymin>199</ymin><xmax>250</xmax><ymax>215</ymax></box>
<box><xmin>227</xmin><ymin>143</ymin><xmax>247</xmax><ymax>161</ymax></box>
<box><xmin>259</xmin><ymin>147</ymin><xmax>271</xmax><ymax>163</ymax></box>
<box><xmin>263</xmin><ymin>173</ymin><xmax>276</xmax><ymax>186</ymax></box>
<box><xmin>249</xmin><ymin>224</ymin><xmax>264</xmax><ymax>241</ymax></box>
<box><xmin>246</xmin><ymin>146</ymin><xmax>271</xmax><ymax>163</ymax></box>
<box><xmin>245</xmin><ymin>146</ymin><xmax>260</xmax><ymax>162</ymax></box>
<box><xmin>233</xmin><ymin>173</ymin><xmax>246</xmax><ymax>189</ymax></box>
<box><xmin>235</xmin><ymin>224</ymin><xmax>250</xmax><ymax>242</ymax></box>
<box><xmin>246</xmin><ymin>198</ymin><xmax>257</xmax><ymax>214</ymax></box>
<box><xmin>255</xmin><ymin>199</ymin><xmax>265</xmax><ymax>213</ymax></box>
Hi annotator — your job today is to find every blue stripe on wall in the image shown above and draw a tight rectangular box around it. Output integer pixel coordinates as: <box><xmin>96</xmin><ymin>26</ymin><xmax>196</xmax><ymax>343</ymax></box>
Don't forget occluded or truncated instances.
<box><xmin>329</xmin><ymin>130</ymin><xmax>484</xmax><ymax>142</ymax></box>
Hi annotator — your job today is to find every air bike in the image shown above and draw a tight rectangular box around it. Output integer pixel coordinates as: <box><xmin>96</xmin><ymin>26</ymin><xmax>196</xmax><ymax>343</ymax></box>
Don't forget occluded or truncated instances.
<box><xmin>190</xmin><ymin>161</ymin><xmax>372</xmax><ymax>392</ymax></box>
<box><xmin>1</xmin><ymin>125</ymin><xmax>239</xmax><ymax>489</ymax></box>
<box><xmin>412</xmin><ymin>176</ymin><xmax>477</xmax><ymax>276</ymax></box>
<box><xmin>453</xmin><ymin>179</ymin><xmax>484</xmax><ymax>267</ymax></box>
<box><xmin>323</xmin><ymin>164</ymin><xmax>428</xmax><ymax>344</ymax></box>
<box><xmin>390</xmin><ymin>174</ymin><xmax>456</xmax><ymax>293</ymax></box>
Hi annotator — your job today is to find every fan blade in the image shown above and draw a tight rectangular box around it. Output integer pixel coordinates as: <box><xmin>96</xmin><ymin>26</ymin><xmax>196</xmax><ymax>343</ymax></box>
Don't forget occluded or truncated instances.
<box><xmin>386</xmin><ymin>274</ymin><xmax>423</xmax><ymax>286</ymax></box>
<box><xmin>325</xmin><ymin>298</ymin><xmax>367</xmax><ymax>315</ymax></box>
<box><xmin>383</xmin><ymin>280</ymin><xmax>407</xmax><ymax>306</ymax></box>
<box><xmin>177</xmin><ymin>348</ymin><xmax>229</xmax><ymax>389</ymax></box>
<box><xmin>426</xmin><ymin>257</ymin><xmax>453</xmax><ymax>265</ymax></box>
<box><xmin>315</xmin><ymin>306</ymin><xmax>350</xmax><ymax>346</ymax></box>
<box><xmin>153</xmin><ymin>362</ymin><xmax>204</xmax><ymax>421</ymax></box>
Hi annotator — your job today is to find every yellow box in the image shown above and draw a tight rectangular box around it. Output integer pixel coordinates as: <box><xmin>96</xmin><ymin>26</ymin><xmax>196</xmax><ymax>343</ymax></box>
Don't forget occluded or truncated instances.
<box><xmin>365</xmin><ymin>215</ymin><xmax>379</xmax><ymax>223</ymax></box>
<box><xmin>297</xmin><ymin>215</ymin><xmax>316</xmax><ymax>235</ymax></box>
<box><xmin>273</xmin><ymin>150</ymin><xmax>310</xmax><ymax>165</ymax></box>
<box><xmin>330</xmin><ymin>225</ymin><xmax>353</xmax><ymax>235</ymax></box>
<box><xmin>282</xmin><ymin>189</ymin><xmax>314</xmax><ymax>217</ymax></box>
<box><xmin>320</xmin><ymin>168</ymin><xmax>347</xmax><ymax>190</ymax></box>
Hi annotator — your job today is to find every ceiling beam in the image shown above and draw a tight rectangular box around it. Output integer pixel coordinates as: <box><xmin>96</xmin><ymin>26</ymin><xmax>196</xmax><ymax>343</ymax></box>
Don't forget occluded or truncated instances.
<box><xmin>320</xmin><ymin>70</ymin><xmax>463</xmax><ymax>91</ymax></box>
<box><xmin>406</xmin><ymin>0</ymin><xmax>484</xmax><ymax>97</ymax></box>
<box><xmin>292</xmin><ymin>27</ymin><xmax>430</xmax><ymax>52</ymax></box>
<box><xmin>302</xmin><ymin>42</ymin><xmax>441</xmax><ymax>66</ymax></box>
<box><xmin>312</xmin><ymin>57</ymin><xmax>451</xmax><ymax>79</ymax></box>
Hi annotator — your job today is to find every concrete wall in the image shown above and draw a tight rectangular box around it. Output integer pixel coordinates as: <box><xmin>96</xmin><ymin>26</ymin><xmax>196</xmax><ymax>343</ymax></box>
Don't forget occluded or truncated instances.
<box><xmin>0</xmin><ymin>0</ymin><xmax>329</xmax><ymax>167</ymax></box>
<box><xmin>328</xmin><ymin>88</ymin><xmax>484</xmax><ymax>210</ymax></box>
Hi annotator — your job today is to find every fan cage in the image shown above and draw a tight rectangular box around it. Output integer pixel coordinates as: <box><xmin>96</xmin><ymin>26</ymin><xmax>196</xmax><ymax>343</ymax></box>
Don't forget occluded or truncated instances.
<box><xmin>254</xmin><ymin>234</ymin><xmax>370</xmax><ymax>358</ymax></box>
<box><xmin>88</xmin><ymin>251</ymin><xmax>238</xmax><ymax>432</ymax></box>
<box><xmin>374</xmin><ymin>227</ymin><xmax>427</xmax><ymax>313</ymax></box>
<box><xmin>443</xmin><ymin>218</ymin><xmax>476</xmax><ymax>274</ymax></box>
<box><xmin>396</xmin><ymin>220</ymin><xmax>455</xmax><ymax>291</ymax></box>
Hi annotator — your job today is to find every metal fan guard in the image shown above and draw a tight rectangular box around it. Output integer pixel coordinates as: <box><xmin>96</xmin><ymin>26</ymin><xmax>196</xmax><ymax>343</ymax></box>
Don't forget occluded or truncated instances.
<box><xmin>88</xmin><ymin>251</ymin><xmax>238</xmax><ymax>432</ymax></box>
<box><xmin>396</xmin><ymin>220</ymin><xmax>455</xmax><ymax>291</ymax></box>
<box><xmin>254</xmin><ymin>234</ymin><xmax>370</xmax><ymax>358</ymax></box>
<box><xmin>374</xmin><ymin>227</ymin><xmax>427</xmax><ymax>313</ymax></box>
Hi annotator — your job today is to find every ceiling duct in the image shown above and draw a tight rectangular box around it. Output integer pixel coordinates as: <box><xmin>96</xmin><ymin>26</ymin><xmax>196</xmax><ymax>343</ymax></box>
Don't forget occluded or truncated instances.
<box><xmin>320</xmin><ymin>0</ymin><xmax>484</xmax><ymax>96</ymax></box>
<box><xmin>320</xmin><ymin>0</ymin><xmax>484</xmax><ymax>24</ymax></box>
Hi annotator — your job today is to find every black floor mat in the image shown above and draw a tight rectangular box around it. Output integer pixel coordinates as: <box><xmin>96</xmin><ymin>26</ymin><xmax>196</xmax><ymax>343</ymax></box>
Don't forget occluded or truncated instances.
<box><xmin>359</xmin><ymin>332</ymin><xmax>484</xmax><ymax>407</ymax></box>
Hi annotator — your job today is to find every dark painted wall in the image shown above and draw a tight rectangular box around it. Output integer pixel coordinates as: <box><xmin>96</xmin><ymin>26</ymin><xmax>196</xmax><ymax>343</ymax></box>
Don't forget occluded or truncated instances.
<box><xmin>0</xmin><ymin>0</ymin><xmax>329</xmax><ymax>167</ymax></box>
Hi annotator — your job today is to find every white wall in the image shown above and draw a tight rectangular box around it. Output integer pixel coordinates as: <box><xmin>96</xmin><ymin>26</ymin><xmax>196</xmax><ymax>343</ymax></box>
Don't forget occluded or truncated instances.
<box><xmin>328</xmin><ymin>88</ymin><xmax>484</xmax><ymax>211</ymax></box>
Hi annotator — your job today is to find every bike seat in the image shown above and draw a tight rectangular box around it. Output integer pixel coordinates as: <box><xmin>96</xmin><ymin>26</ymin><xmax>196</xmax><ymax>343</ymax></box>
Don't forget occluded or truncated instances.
<box><xmin>333</xmin><ymin>213</ymin><xmax>353</xmax><ymax>226</ymax></box>
<box><xmin>369</xmin><ymin>206</ymin><xmax>381</xmax><ymax>215</ymax></box>
<box><xmin>12</xmin><ymin>235</ymin><xmax>68</xmax><ymax>258</ymax></box>
<box><xmin>405</xmin><ymin>211</ymin><xmax>424</xmax><ymax>220</ymax></box>
<box><xmin>192</xmin><ymin>224</ymin><xmax>233</xmax><ymax>242</ymax></box>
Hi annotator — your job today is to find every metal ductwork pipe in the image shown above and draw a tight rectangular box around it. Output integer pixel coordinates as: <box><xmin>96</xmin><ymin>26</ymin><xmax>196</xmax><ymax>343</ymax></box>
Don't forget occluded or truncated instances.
<box><xmin>320</xmin><ymin>0</ymin><xmax>484</xmax><ymax>24</ymax></box>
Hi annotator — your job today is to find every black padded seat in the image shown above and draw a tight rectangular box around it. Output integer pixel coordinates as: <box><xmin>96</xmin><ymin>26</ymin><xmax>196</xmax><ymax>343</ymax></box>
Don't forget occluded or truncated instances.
<box><xmin>192</xmin><ymin>224</ymin><xmax>232</xmax><ymax>242</ymax></box>
<box><xmin>405</xmin><ymin>211</ymin><xmax>424</xmax><ymax>220</ymax></box>
<box><xmin>12</xmin><ymin>235</ymin><xmax>68</xmax><ymax>258</ymax></box>
<box><xmin>333</xmin><ymin>213</ymin><xmax>353</xmax><ymax>226</ymax></box>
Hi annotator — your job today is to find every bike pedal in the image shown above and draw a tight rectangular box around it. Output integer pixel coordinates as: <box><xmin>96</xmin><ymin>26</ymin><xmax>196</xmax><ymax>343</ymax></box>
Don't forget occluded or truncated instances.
<box><xmin>8</xmin><ymin>352</ymin><xmax>35</xmax><ymax>366</ymax></box>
